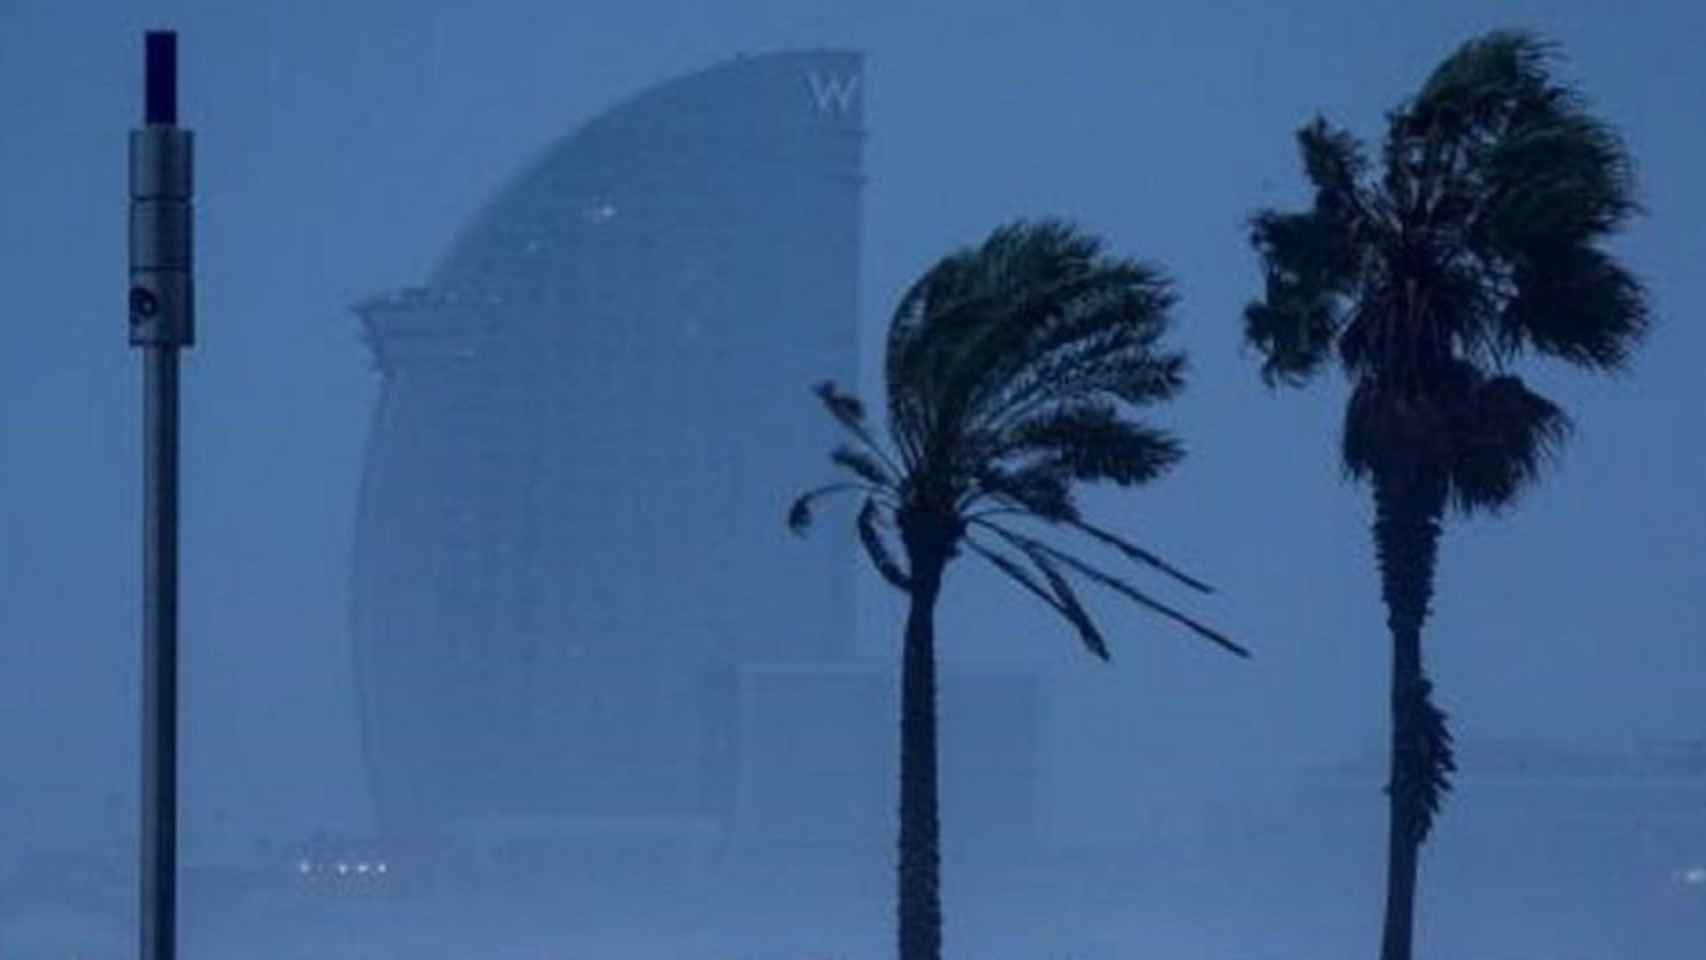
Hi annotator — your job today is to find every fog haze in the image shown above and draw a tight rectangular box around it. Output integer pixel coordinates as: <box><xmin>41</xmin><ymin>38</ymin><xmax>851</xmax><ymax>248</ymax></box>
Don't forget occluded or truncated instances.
<box><xmin>2</xmin><ymin>0</ymin><xmax>1702</xmax><ymax>956</ymax></box>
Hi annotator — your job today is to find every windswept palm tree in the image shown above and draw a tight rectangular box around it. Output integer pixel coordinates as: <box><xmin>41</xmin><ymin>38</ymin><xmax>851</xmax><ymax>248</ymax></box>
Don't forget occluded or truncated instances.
<box><xmin>1243</xmin><ymin>31</ymin><xmax>1648</xmax><ymax>960</ymax></box>
<box><xmin>790</xmin><ymin>219</ymin><xmax>1247</xmax><ymax>960</ymax></box>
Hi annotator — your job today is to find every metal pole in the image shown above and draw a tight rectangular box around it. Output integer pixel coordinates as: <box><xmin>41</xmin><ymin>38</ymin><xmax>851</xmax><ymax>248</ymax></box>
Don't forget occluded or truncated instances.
<box><xmin>130</xmin><ymin>30</ymin><xmax>193</xmax><ymax>960</ymax></box>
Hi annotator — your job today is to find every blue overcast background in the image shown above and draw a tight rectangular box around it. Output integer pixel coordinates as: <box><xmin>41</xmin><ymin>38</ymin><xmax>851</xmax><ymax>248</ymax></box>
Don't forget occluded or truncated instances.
<box><xmin>1</xmin><ymin>0</ymin><xmax>1700</xmax><ymax>900</ymax></box>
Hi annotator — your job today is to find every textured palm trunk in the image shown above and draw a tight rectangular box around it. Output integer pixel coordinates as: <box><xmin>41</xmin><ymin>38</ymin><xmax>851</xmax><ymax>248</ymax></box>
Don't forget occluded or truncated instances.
<box><xmin>895</xmin><ymin>505</ymin><xmax>954</xmax><ymax>960</ymax></box>
<box><xmin>897</xmin><ymin>558</ymin><xmax>944</xmax><ymax>960</ymax></box>
<box><xmin>1372</xmin><ymin>473</ymin><xmax>1448</xmax><ymax>960</ymax></box>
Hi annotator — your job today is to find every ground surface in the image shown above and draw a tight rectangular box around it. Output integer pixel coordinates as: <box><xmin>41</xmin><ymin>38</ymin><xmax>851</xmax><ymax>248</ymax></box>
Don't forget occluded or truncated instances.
<box><xmin>5</xmin><ymin>784</ymin><xmax>1704</xmax><ymax>958</ymax></box>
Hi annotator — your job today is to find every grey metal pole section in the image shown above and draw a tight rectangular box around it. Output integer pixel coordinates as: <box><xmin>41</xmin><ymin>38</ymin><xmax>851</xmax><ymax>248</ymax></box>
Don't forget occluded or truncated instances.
<box><xmin>130</xmin><ymin>30</ymin><xmax>193</xmax><ymax>960</ymax></box>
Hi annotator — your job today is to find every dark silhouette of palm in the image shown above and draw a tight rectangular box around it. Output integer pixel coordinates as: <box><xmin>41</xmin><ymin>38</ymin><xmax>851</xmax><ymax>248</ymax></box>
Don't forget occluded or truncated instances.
<box><xmin>790</xmin><ymin>218</ymin><xmax>1246</xmax><ymax>960</ymax></box>
<box><xmin>1243</xmin><ymin>31</ymin><xmax>1648</xmax><ymax>960</ymax></box>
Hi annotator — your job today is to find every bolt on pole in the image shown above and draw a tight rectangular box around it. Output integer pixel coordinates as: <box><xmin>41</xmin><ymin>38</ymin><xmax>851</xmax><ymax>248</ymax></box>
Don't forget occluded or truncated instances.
<box><xmin>130</xmin><ymin>29</ymin><xmax>193</xmax><ymax>960</ymax></box>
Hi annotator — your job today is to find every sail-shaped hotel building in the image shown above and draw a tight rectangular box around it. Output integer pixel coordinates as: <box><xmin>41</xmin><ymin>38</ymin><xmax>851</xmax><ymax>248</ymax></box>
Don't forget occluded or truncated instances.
<box><xmin>349</xmin><ymin>51</ymin><xmax>865</xmax><ymax>834</ymax></box>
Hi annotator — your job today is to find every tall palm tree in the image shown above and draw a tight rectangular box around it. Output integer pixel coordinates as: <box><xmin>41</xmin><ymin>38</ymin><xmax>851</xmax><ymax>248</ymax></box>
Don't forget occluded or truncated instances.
<box><xmin>1243</xmin><ymin>31</ymin><xmax>1648</xmax><ymax>960</ymax></box>
<box><xmin>790</xmin><ymin>219</ymin><xmax>1248</xmax><ymax>960</ymax></box>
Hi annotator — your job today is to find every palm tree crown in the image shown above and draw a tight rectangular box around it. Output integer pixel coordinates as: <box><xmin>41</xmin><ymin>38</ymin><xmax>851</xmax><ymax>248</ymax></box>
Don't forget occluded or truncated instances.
<box><xmin>793</xmin><ymin>218</ymin><xmax>1245</xmax><ymax>658</ymax></box>
<box><xmin>1245</xmin><ymin>30</ymin><xmax>1648</xmax><ymax>512</ymax></box>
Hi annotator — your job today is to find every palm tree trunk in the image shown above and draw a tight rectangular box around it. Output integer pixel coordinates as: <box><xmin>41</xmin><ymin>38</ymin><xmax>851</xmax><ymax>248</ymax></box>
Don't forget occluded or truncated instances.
<box><xmin>897</xmin><ymin>559</ymin><xmax>944</xmax><ymax>960</ymax></box>
<box><xmin>1372</xmin><ymin>472</ymin><xmax>1451</xmax><ymax>960</ymax></box>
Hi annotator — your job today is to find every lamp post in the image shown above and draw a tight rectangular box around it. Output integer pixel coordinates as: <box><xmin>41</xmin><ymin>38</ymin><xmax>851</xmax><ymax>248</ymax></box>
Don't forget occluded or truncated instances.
<box><xmin>129</xmin><ymin>29</ymin><xmax>193</xmax><ymax>960</ymax></box>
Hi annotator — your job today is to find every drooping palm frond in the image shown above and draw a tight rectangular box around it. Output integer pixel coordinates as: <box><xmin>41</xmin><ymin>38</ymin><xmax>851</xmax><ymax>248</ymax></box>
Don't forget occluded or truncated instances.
<box><xmin>963</xmin><ymin>534</ymin><xmax>1112</xmax><ymax>661</ymax></box>
<box><xmin>1415</xmin><ymin>677</ymin><xmax>1457</xmax><ymax>840</ymax></box>
<box><xmin>1445</xmin><ymin>374</ymin><xmax>1572</xmax><ymax>513</ymax></box>
<box><xmin>857</xmin><ymin>497</ymin><xmax>912</xmax><ymax>592</ymax></box>
<box><xmin>975</xmin><ymin>519</ymin><xmax>1249</xmax><ymax>658</ymax></box>
<box><xmin>1341</xmin><ymin>374</ymin><xmax>1457</xmax><ymax>484</ymax></box>
<box><xmin>1065</xmin><ymin>517</ymin><xmax>1216</xmax><ymax>594</ymax></box>
<box><xmin>961</xmin><ymin>536</ymin><xmax>1074</xmax><ymax>620</ymax></box>
<box><xmin>787</xmin><ymin>481</ymin><xmax>884</xmax><ymax>536</ymax></box>
<box><xmin>1388</xmin><ymin>674</ymin><xmax>1458</xmax><ymax>843</ymax></box>
<box><xmin>1017</xmin><ymin>542</ymin><xmax>1111</xmax><ymax>661</ymax></box>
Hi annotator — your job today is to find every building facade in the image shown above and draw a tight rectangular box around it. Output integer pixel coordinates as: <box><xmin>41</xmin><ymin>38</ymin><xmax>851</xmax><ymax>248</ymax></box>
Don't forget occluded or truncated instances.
<box><xmin>349</xmin><ymin>50</ymin><xmax>865</xmax><ymax>832</ymax></box>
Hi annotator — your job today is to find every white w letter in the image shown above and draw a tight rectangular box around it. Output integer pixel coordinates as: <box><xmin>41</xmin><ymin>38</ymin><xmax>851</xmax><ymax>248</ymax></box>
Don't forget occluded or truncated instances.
<box><xmin>805</xmin><ymin>71</ymin><xmax>859</xmax><ymax>114</ymax></box>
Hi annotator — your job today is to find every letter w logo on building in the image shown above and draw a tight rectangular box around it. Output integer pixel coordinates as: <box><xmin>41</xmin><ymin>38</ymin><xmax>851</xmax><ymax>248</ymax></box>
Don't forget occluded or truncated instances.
<box><xmin>805</xmin><ymin>71</ymin><xmax>859</xmax><ymax>115</ymax></box>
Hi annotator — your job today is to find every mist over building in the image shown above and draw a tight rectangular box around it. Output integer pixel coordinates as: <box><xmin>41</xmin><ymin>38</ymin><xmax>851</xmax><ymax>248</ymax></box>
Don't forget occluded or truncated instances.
<box><xmin>349</xmin><ymin>50</ymin><xmax>867</xmax><ymax>837</ymax></box>
<box><xmin>345</xmin><ymin>48</ymin><xmax>1052</xmax><ymax>877</ymax></box>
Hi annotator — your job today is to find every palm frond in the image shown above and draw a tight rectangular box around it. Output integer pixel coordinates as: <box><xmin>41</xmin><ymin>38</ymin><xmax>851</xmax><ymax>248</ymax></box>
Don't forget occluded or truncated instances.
<box><xmin>1412</xmin><ymin>29</ymin><xmax>1559</xmax><ymax>126</ymax></box>
<box><xmin>1497</xmin><ymin>245</ymin><xmax>1649</xmax><ymax>370</ymax></box>
<box><xmin>787</xmin><ymin>482</ymin><xmax>878</xmax><ymax>536</ymax></box>
<box><xmin>1244</xmin><ymin>206</ymin><xmax>1359</xmax><ymax>388</ymax></box>
<box><xmin>1066</xmin><ymin>518</ymin><xmax>1216</xmax><ymax>594</ymax></box>
<box><xmin>1416</xmin><ymin>676</ymin><xmax>1457</xmax><ymax>840</ymax></box>
<box><xmin>997</xmin><ymin>402</ymin><xmax>1183</xmax><ymax>487</ymax></box>
<box><xmin>1447</xmin><ymin>374</ymin><xmax>1572</xmax><ymax>513</ymax></box>
<box><xmin>1389</xmin><ymin>674</ymin><xmax>1457</xmax><ymax>842</ymax></box>
<box><xmin>983</xmin><ymin>316</ymin><xmax>1186</xmax><ymax>432</ymax></box>
<box><xmin>813</xmin><ymin>381</ymin><xmax>906</xmax><ymax>478</ymax></box>
<box><xmin>978</xmin><ymin>520</ymin><xmax>1248</xmax><ymax>658</ymax></box>
<box><xmin>1297</xmin><ymin>115</ymin><xmax>1374</xmax><ymax>226</ymax></box>
<box><xmin>968</xmin><ymin>463</ymin><xmax>1078</xmax><ymax>522</ymax></box>
<box><xmin>857</xmin><ymin>497</ymin><xmax>912</xmax><ymax>592</ymax></box>
<box><xmin>1480</xmin><ymin>113</ymin><xmax>1638</xmax><ymax>251</ymax></box>
<box><xmin>996</xmin><ymin>535</ymin><xmax>1111</xmax><ymax>661</ymax></box>
<box><xmin>885</xmin><ymin>254</ymin><xmax>988</xmax><ymax>463</ymax></box>
<box><xmin>963</xmin><ymin>537</ymin><xmax>1111</xmax><ymax>660</ymax></box>
<box><xmin>1340</xmin><ymin>375</ymin><xmax>1456</xmax><ymax>483</ymax></box>
<box><xmin>973</xmin><ymin>268</ymin><xmax>1179</xmax><ymax>428</ymax></box>
<box><xmin>832</xmin><ymin>445</ymin><xmax>897</xmax><ymax>489</ymax></box>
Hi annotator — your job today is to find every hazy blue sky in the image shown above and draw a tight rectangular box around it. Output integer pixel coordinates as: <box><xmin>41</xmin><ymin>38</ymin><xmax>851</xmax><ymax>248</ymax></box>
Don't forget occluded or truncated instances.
<box><xmin>1</xmin><ymin>0</ymin><xmax>1700</xmax><ymax>852</ymax></box>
